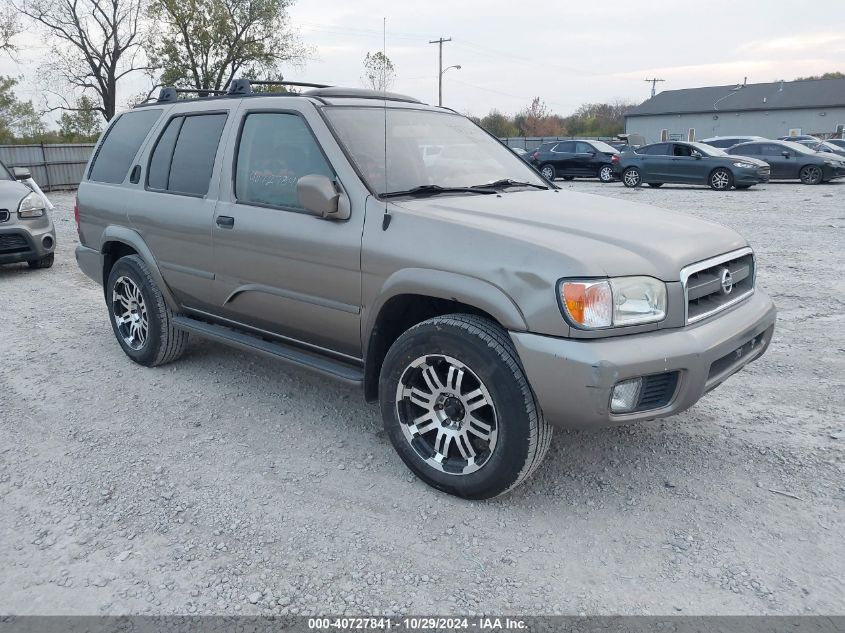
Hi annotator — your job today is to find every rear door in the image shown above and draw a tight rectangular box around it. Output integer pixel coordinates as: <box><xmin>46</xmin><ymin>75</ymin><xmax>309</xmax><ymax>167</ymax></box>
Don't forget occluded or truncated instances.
<box><xmin>126</xmin><ymin>105</ymin><xmax>232</xmax><ymax>310</ymax></box>
<box><xmin>574</xmin><ymin>142</ymin><xmax>598</xmax><ymax>175</ymax></box>
<box><xmin>210</xmin><ymin>103</ymin><xmax>366</xmax><ymax>359</ymax></box>
<box><xmin>640</xmin><ymin>143</ymin><xmax>672</xmax><ymax>180</ymax></box>
<box><xmin>550</xmin><ymin>141</ymin><xmax>576</xmax><ymax>174</ymax></box>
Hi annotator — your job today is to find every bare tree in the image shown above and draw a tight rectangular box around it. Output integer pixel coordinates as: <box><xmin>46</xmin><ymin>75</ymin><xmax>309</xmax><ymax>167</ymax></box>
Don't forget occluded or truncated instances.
<box><xmin>1</xmin><ymin>2</ymin><xmax>19</xmax><ymax>56</ymax></box>
<box><xmin>12</xmin><ymin>0</ymin><xmax>148</xmax><ymax>120</ymax></box>
<box><xmin>147</xmin><ymin>0</ymin><xmax>307</xmax><ymax>93</ymax></box>
<box><xmin>362</xmin><ymin>51</ymin><xmax>395</xmax><ymax>92</ymax></box>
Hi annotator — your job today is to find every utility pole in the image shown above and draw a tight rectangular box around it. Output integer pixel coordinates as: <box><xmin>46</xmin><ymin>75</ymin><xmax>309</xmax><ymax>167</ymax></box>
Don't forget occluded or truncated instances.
<box><xmin>429</xmin><ymin>36</ymin><xmax>452</xmax><ymax>106</ymax></box>
<box><xmin>644</xmin><ymin>78</ymin><xmax>665</xmax><ymax>98</ymax></box>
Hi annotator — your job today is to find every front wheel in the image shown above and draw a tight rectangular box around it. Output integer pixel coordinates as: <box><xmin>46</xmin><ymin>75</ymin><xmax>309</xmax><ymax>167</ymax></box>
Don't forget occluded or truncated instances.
<box><xmin>106</xmin><ymin>255</ymin><xmax>188</xmax><ymax>367</ymax></box>
<box><xmin>379</xmin><ymin>314</ymin><xmax>552</xmax><ymax>499</ymax></box>
<box><xmin>799</xmin><ymin>165</ymin><xmax>823</xmax><ymax>185</ymax></box>
<box><xmin>709</xmin><ymin>168</ymin><xmax>733</xmax><ymax>190</ymax></box>
<box><xmin>540</xmin><ymin>164</ymin><xmax>556</xmax><ymax>181</ymax></box>
<box><xmin>598</xmin><ymin>164</ymin><xmax>615</xmax><ymax>183</ymax></box>
<box><xmin>622</xmin><ymin>167</ymin><xmax>642</xmax><ymax>188</ymax></box>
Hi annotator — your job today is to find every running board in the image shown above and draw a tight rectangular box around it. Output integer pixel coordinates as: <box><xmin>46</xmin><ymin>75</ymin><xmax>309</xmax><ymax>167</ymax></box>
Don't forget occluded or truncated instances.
<box><xmin>172</xmin><ymin>316</ymin><xmax>364</xmax><ymax>386</ymax></box>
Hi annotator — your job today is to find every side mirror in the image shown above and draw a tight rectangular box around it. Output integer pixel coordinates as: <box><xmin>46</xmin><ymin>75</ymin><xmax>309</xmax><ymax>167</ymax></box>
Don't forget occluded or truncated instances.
<box><xmin>691</xmin><ymin>151</ymin><xmax>703</xmax><ymax>159</ymax></box>
<box><xmin>781</xmin><ymin>151</ymin><xmax>790</xmax><ymax>158</ymax></box>
<box><xmin>12</xmin><ymin>167</ymin><xmax>31</xmax><ymax>180</ymax></box>
<box><xmin>296</xmin><ymin>175</ymin><xmax>350</xmax><ymax>220</ymax></box>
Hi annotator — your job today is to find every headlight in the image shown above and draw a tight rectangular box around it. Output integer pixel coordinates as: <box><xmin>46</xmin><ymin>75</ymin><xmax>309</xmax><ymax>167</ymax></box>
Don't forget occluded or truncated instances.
<box><xmin>559</xmin><ymin>276</ymin><xmax>667</xmax><ymax>329</ymax></box>
<box><xmin>732</xmin><ymin>162</ymin><xmax>756</xmax><ymax>169</ymax></box>
<box><xmin>18</xmin><ymin>191</ymin><xmax>45</xmax><ymax>218</ymax></box>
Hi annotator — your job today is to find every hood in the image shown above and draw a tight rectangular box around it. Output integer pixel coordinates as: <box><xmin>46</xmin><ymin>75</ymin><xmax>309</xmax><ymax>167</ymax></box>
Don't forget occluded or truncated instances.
<box><xmin>393</xmin><ymin>189</ymin><xmax>747</xmax><ymax>280</ymax></box>
<box><xmin>0</xmin><ymin>179</ymin><xmax>31</xmax><ymax>209</ymax></box>
<box><xmin>816</xmin><ymin>151</ymin><xmax>845</xmax><ymax>162</ymax></box>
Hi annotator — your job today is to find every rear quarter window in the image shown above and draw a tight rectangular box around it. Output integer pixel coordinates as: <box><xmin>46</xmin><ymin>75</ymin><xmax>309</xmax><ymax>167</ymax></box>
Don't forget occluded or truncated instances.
<box><xmin>89</xmin><ymin>109</ymin><xmax>163</xmax><ymax>184</ymax></box>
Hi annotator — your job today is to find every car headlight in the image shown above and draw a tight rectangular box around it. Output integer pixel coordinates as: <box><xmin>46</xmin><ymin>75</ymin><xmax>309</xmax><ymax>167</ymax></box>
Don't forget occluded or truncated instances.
<box><xmin>732</xmin><ymin>161</ymin><xmax>756</xmax><ymax>169</ymax></box>
<box><xmin>18</xmin><ymin>191</ymin><xmax>45</xmax><ymax>218</ymax></box>
<box><xmin>559</xmin><ymin>276</ymin><xmax>667</xmax><ymax>329</ymax></box>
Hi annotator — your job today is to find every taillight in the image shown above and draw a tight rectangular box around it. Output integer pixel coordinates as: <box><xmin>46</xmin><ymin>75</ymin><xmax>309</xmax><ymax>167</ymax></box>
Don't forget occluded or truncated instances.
<box><xmin>611</xmin><ymin>154</ymin><xmax>620</xmax><ymax>163</ymax></box>
<box><xmin>73</xmin><ymin>196</ymin><xmax>80</xmax><ymax>235</ymax></box>
<box><xmin>531</xmin><ymin>152</ymin><xmax>539</xmax><ymax>160</ymax></box>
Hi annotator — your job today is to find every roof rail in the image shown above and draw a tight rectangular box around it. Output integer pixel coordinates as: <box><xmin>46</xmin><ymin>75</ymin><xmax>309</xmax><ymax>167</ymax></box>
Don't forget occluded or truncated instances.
<box><xmin>157</xmin><ymin>87</ymin><xmax>227</xmax><ymax>103</ymax></box>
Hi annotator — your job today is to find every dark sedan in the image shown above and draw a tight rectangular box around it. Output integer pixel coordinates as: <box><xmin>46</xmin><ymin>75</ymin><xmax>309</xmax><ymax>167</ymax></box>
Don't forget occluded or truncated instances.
<box><xmin>794</xmin><ymin>139</ymin><xmax>845</xmax><ymax>158</ymax></box>
<box><xmin>727</xmin><ymin>140</ymin><xmax>845</xmax><ymax>184</ymax></box>
<box><xmin>531</xmin><ymin>139</ymin><xmax>620</xmax><ymax>183</ymax></box>
<box><xmin>618</xmin><ymin>141</ymin><xmax>770</xmax><ymax>190</ymax></box>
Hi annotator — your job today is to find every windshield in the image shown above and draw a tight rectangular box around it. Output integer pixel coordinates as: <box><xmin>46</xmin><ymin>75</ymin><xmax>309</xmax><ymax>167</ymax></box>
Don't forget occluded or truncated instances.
<box><xmin>690</xmin><ymin>142</ymin><xmax>727</xmax><ymax>157</ymax></box>
<box><xmin>818</xmin><ymin>142</ymin><xmax>842</xmax><ymax>153</ymax></box>
<box><xmin>324</xmin><ymin>107</ymin><xmax>548</xmax><ymax>195</ymax></box>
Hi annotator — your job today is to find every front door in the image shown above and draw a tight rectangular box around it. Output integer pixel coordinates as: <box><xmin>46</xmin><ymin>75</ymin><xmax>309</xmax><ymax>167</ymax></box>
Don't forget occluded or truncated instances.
<box><xmin>669</xmin><ymin>143</ymin><xmax>703</xmax><ymax>183</ymax></box>
<box><xmin>211</xmin><ymin>108</ymin><xmax>364</xmax><ymax>359</ymax></box>
<box><xmin>760</xmin><ymin>144</ymin><xmax>798</xmax><ymax>179</ymax></box>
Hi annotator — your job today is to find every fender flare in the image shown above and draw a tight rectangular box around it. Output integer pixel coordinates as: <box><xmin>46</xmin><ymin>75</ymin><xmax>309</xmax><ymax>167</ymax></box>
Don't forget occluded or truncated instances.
<box><xmin>100</xmin><ymin>225</ymin><xmax>180</xmax><ymax>311</ymax></box>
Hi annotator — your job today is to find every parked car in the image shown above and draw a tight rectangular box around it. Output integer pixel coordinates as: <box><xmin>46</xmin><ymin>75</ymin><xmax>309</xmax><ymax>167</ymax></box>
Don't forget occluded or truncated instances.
<box><xmin>824</xmin><ymin>138</ymin><xmax>845</xmax><ymax>150</ymax></box>
<box><xmin>0</xmin><ymin>160</ymin><xmax>56</xmax><ymax>269</ymax></box>
<box><xmin>74</xmin><ymin>80</ymin><xmax>776</xmax><ymax>499</ymax></box>
<box><xmin>727</xmin><ymin>140</ymin><xmax>845</xmax><ymax>184</ymax></box>
<box><xmin>776</xmin><ymin>135</ymin><xmax>820</xmax><ymax>142</ymax></box>
<box><xmin>794</xmin><ymin>139</ymin><xmax>845</xmax><ymax>158</ymax></box>
<box><xmin>618</xmin><ymin>141</ymin><xmax>770</xmax><ymax>190</ymax></box>
<box><xmin>531</xmin><ymin>139</ymin><xmax>620</xmax><ymax>182</ymax></box>
<box><xmin>700</xmin><ymin>135</ymin><xmax>767</xmax><ymax>149</ymax></box>
<box><xmin>509</xmin><ymin>147</ymin><xmax>533</xmax><ymax>163</ymax></box>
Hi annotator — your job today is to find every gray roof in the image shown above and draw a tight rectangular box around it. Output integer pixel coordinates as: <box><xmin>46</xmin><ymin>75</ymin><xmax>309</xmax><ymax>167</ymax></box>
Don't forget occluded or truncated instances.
<box><xmin>626</xmin><ymin>78</ymin><xmax>845</xmax><ymax>117</ymax></box>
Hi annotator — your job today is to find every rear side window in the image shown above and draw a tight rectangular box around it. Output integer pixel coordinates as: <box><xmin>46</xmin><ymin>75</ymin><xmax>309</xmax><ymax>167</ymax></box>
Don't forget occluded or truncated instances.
<box><xmin>644</xmin><ymin>143</ymin><xmax>670</xmax><ymax>155</ymax></box>
<box><xmin>553</xmin><ymin>142</ymin><xmax>574</xmax><ymax>153</ymax></box>
<box><xmin>732</xmin><ymin>144</ymin><xmax>758</xmax><ymax>155</ymax></box>
<box><xmin>89</xmin><ymin>109</ymin><xmax>162</xmax><ymax>184</ymax></box>
<box><xmin>147</xmin><ymin>113</ymin><xmax>227</xmax><ymax>196</ymax></box>
<box><xmin>235</xmin><ymin>112</ymin><xmax>334</xmax><ymax>211</ymax></box>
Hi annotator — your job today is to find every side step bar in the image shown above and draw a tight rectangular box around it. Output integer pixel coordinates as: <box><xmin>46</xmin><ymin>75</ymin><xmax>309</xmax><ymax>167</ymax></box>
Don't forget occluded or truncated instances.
<box><xmin>172</xmin><ymin>316</ymin><xmax>364</xmax><ymax>386</ymax></box>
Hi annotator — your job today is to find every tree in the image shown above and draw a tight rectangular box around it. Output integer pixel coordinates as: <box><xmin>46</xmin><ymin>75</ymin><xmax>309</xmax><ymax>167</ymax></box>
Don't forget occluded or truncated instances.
<box><xmin>12</xmin><ymin>0</ymin><xmax>147</xmax><ymax>121</ymax></box>
<box><xmin>147</xmin><ymin>0</ymin><xmax>307</xmax><ymax>93</ymax></box>
<box><xmin>794</xmin><ymin>71</ymin><xmax>844</xmax><ymax>81</ymax></box>
<box><xmin>362</xmin><ymin>51</ymin><xmax>395</xmax><ymax>92</ymax></box>
<box><xmin>479</xmin><ymin>109</ymin><xmax>518</xmax><ymax>137</ymax></box>
<box><xmin>1</xmin><ymin>3</ymin><xmax>19</xmax><ymax>56</ymax></box>
<box><xmin>563</xmin><ymin>99</ymin><xmax>635</xmax><ymax>137</ymax></box>
<box><xmin>519</xmin><ymin>97</ymin><xmax>563</xmax><ymax>136</ymax></box>
<box><xmin>0</xmin><ymin>75</ymin><xmax>46</xmax><ymax>143</ymax></box>
<box><xmin>58</xmin><ymin>95</ymin><xmax>103</xmax><ymax>141</ymax></box>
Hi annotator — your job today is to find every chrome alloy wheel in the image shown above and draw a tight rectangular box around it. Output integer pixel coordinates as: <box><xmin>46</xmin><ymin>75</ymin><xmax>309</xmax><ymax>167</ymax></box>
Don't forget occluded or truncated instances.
<box><xmin>623</xmin><ymin>168</ymin><xmax>640</xmax><ymax>186</ymax></box>
<box><xmin>599</xmin><ymin>165</ymin><xmax>614</xmax><ymax>182</ymax></box>
<box><xmin>396</xmin><ymin>355</ymin><xmax>498</xmax><ymax>475</ymax></box>
<box><xmin>800</xmin><ymin>165</ymin><xmax>822</xmax><ymax>185</ymax></box>
<box><xmin>711</xmin><ymin>169</ymin><xmax>731</xmax><ymax>190</ymax></box>
<box><xmin>112</xmin><ymin>276</ymin><xmax>148</xmax><ymax>351</ymax></box>
<box><xmin>541</xmin><ymin>165</ymin><xmax>555</xmax><ymax>180</ymax></box>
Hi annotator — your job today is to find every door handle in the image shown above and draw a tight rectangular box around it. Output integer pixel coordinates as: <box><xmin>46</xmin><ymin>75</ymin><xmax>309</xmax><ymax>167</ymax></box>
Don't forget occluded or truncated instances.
<box><xmin>216</xmin><ymin>215</ymin><xmax>234</xmax><ymax>228</ymax></box>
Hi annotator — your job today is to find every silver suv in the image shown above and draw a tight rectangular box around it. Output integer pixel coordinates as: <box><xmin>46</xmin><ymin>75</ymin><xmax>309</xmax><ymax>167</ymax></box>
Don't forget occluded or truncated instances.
<box><xmin>75</xmin><ymin>80</ymin><xmax>776</xmax><ymax>499</ymax></box>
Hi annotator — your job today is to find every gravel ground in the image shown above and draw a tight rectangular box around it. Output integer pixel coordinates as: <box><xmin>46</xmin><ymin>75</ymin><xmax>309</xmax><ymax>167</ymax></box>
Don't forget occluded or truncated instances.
<box><xmin>1</xmin><ymin>181</ymin><xmax>843</xmax><ymax>616</ymax></box>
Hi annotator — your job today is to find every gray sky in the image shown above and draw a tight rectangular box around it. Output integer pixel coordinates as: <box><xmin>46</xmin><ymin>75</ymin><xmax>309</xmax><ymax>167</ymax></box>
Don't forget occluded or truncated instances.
<box><xmin>3</xmin><ymin>0</ymin><xmax>845</xmax><ymax>121</ymax></box>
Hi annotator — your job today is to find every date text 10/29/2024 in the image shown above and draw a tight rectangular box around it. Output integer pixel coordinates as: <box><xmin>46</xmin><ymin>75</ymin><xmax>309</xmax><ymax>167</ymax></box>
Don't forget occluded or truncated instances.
<box><xmin>308</xmin><ymin>617</ymin><xmax>527</xmax><ymax>631</ymax></box>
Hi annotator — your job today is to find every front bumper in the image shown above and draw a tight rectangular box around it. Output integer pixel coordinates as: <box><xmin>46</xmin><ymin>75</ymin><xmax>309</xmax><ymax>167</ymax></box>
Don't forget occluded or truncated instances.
<box><xmin>0</xmin><ymin>218</ymin><xmax>56</xmax><ymax>265</ymax></box>
<box><xmin>510</xmin><ymin>290</ymin><xmax>777</xmax><ymax>428</ymax></box>
<box><xmin>734</xmin><ymin>166</ymin><xmax>770</xmax><ymax>185</ymax></box>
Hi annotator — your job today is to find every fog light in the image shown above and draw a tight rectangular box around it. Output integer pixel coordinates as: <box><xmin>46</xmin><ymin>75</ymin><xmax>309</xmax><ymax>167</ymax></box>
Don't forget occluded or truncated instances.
<box><xmin>611</xmin><ymin>378</ymin><xmax>642</xmax><ymax>413</ymax></box>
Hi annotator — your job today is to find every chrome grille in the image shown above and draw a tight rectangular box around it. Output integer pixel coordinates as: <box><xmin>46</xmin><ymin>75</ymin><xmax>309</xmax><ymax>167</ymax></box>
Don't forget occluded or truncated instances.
<box><xmin>681</xmin><ymin>248</ymin><xmax>755</xmax><ymax>324</ymax></box>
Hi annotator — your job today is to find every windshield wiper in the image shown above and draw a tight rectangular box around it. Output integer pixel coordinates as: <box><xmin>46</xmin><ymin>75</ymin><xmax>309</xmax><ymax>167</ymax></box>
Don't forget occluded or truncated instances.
<box><xmin>470</xmin><ymin>179</ymin><xmax>548</xmax><ymax>190</ymax></box>
<box><xmin>380</xmin><ymin>184</ymin><xmax>497</xmax><ymax>199</ymax></box>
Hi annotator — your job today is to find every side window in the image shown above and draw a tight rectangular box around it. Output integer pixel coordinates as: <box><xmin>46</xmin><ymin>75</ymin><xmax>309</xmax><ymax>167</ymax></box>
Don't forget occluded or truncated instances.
<box><xmin>89</xmin><ymin>109</ymin><xmax>162</xmax><ymax>184</ymax></box>
<box><xmin>554</xmin><ymin>142</ymin><xmax>574</xmax><ymax>153</ymax></box>
<box><xmin>645</xmin><ymin>143</ymin><xmax>670</xmax><ymax>155</ymax></box>
<box><xmin>168</xmin><ymin>114</ymin><xmax>227</xmax><ymax>195</ymax></box>
<box><xmin>761</xmin><ymin>144</ymin><xmax>786</xmax><ymax>157</ymax></box>
<box><xmin>673</xmin><ymin>144</ymin><xmax>693</xmax><ymax>157</ymax></box>
<box><xmin>734</xmin><ymin>144</ymin><xmax>758</xmax><ymax>155</ymax></box>
<box><xmin>147</xmin><ymin>117</ymin><xmax>183</xmax><ymax>190</ymax></box>
<box><xmin>575</xmin><ymin>142</ymin><xmax>594</xmax><ymax>153</ymax></box>
<box><xmin>235</xmin><ymin>112</ymin><xmax>335</xmax><ymax>210</ymax></box>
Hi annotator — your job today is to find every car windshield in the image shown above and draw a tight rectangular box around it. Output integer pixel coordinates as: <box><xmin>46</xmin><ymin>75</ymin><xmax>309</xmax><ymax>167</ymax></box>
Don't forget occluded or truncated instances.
<box><xmin>690</xmin><ymin>142</ymin><xmax>727</xmax><ymax>157</ymax></box>
<box><xmin>818</xmin><ymin>142</ymin><xmax>841</xmax><ymax>153</ymax></box>
<box><xmin>324</xmin><ymin>107</ymin><xmax>548</xmax><ymax>195</ymax></box>
<box><xmin>781</xmin><ymin>141</ymin><xmax>815</xmax><ymax>154</ymax></box>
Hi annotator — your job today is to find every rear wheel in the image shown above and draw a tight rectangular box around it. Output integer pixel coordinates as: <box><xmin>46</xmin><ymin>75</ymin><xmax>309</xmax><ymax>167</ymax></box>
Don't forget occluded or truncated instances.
<box><xmin>106</xmin><ymin>255</ymin><xmax>188</xmax><ymax>367</ymax></box>
<box><xmin>540</xmin><ymin>164</ymin><xmax>556</xmax><ymax>181</ymax></box>
<box><xmin>709</xmin><ymin>168</ymin><xmax>733</xmax><ymax>190</ymax></box>
<box><xmin>598</xmin><ymin>164</ymin><xmax>615</xmax><ymax>183</ymax></box>
<box><xmin>379</xmin><ymin>314</ymin><xmax>552</xmax><ymax>499</ymax></box>
<box><xmin>799</xmin><ymin>164</ymin><xmax>823</xmax><ymax>185</ymax></box>
<box><xmin>647</xmin><ymin>182</ymin><xmax>663</xmax><ymax>188</ymax></box>
<box><xmin>622</xmin><ymin>167</ymin><xmax>642</xmax><ymax>188</ymax></box>
<box><xmin>27</xmin><ymin>253</ymin><xmax>54</xmax><ymax>269</ymax></box>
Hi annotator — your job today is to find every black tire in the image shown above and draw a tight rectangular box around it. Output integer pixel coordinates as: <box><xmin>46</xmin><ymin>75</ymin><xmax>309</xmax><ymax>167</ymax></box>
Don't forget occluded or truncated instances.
<box><xmin>622</xmin><ymin>167</ymin><xmax>642</xmax><ymax>188</ymax></box>
<box><xmin>735</xmin><ymin>184</ymin><xmax>752</xmax><ymax>190</ymax></box>
<box><xmin>562</xmin><ymin>176</ymin><xmax>575</xmax><ymax>181</ymax></box>
<box><xmin>647</xmin><ymin>182</ymin><xmax>664</xmax><ymax>188</ymax></box>
<box><xmin>799</xmin><ymin>164</ymin><xmax>823</xmax><ymax>185</ymax></box>
<box><xmin>27</xmin><ymin>253</ymin><xmax>54</xmax><ymax>269</ymax></box>
<box><xmin>540</xmin><ymin>164</ymin><xmax>556</xmax><ymax>181</ymax></box>
<box><xmin>105</xmin><ymin>254</ymin><xmax>188</xmax><ymax>367</ymax></box>
<box><xmin>379</xmin><ymin>314</ymin><xmax>552</xmax><ymax>500</ymax></box>
<box><xmin>709</xmin><ymin>168</ymin><xmax>734</xmax><ymax>190</ymax></box>
<box><xmin>598</xmin><ymin>164</ymin><xmax>615</xmax><ymax>183</ymax></box>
